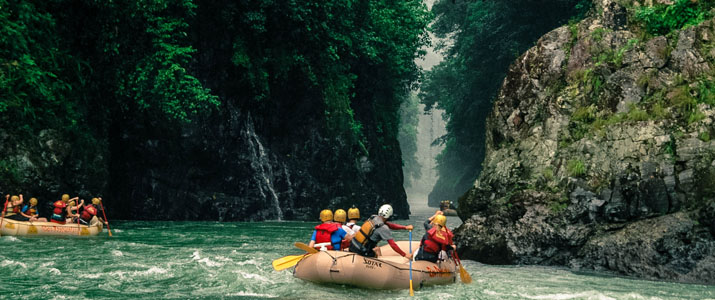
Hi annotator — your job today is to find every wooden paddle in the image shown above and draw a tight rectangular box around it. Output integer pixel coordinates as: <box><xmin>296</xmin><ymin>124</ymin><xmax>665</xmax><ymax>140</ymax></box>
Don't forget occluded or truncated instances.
<box><xmin>453</xmin><ymin>251</ymin><xmax>472</xmax><ymax>284</ymax></box>
<box><xmin>294</xmin><ymin>242</ymin><xmax>319</xmax><ymax>254</ymax></box>
<box><xmin>272</xmin><ymin>254</ymin><xmax>309</xmax><ymax>271</ymax></box>
<box><xmin>0</xmin><ymin>195</ymin><xmax>8</xmax><ymax>236</ymax></box>
<box><xmin>98</xmin><ymin>198</ymin><xmax>113</xmax><ymax>237</ymax></box>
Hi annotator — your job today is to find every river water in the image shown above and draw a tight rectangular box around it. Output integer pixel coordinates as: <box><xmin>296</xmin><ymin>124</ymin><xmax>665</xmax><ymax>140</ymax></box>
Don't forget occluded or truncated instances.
<box><xmin>1</xmin><ymin>209</ymin><xmax>713</xmax><ymax>299</ymax></box>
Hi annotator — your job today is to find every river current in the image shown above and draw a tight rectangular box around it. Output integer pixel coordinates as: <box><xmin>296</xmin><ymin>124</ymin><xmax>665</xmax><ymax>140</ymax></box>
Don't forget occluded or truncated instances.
<box><xmin>1</xmin><ymin>209</ymin><xmax>713</xmax><ymax>299</ymax></box>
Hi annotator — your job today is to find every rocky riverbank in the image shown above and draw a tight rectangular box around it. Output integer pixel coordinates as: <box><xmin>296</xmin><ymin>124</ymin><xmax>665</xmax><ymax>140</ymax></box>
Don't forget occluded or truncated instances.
<box><xmin>455</xmin><ymin>0</ymin><xmax>715</xmax><ymax>284</ymax></box>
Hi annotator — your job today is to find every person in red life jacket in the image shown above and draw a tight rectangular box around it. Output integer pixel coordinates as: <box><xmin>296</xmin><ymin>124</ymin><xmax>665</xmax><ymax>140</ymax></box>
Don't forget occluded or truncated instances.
<box><xmin>415</xmin><ymin>211</ymin><xmax>455</xmax><ymax>263</ymax></box>
<box><xmin>78</xmin><ymin>200</ymin><xmax>99</xmax><ymax>225</ymax></box>
<box><xmin>50</xmin><ymin>194</ymin><xmax>77</xmax><ymax>224</ymax></box>
<box><xmin>349</xmin><ymin>204</ymin><xmax>414</xmax><ymax>259</ymax></box>
<box><xmin>90</xmin><ymin>197</ymin><xmax>108</xmax><ymax>225</ymax></box>
<box><xmin>21</xmin><ymin>197</ymin><xmax>48</xmax><ymax>222</ymax></box>
<box><xmin>308</xmin><ymin>209</ymin><xmax>353</xmax><ymax>250</ymax></box>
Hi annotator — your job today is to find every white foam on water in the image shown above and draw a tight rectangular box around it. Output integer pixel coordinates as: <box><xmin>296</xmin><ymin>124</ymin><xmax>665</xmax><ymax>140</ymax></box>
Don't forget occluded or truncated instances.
<box><xmin>191</xmin><ymin>251</ymin><xmax>224</xmax><ymax>267</ymax></box>
<box><xmin>48</xmin><ymin>268</ymin><xmax>61</xmax><ymax>275</ymax></box>
<box><xmin>1</xmin><ymin>259</ymin><xmax>27</xmax><ymax>268</ymax></box>
<box><xmin>81</xmin><ymin>273</ymin><xmax>102</xmax><ymax>279</ymax></box>
<box><xmin>112</xmin><ymin>250</ymin><xmax>123</xmax><ymax>257</ymax></box>
<box><xmin>106</xmin><ymin>267</ymin><xmax>168</xmax><ymax>280</ymax></box>
<box><xmin>112</xmin><ymin>229</ymin><xmax>123</xmax><ymax>233</ymax></box>
<box><xmin>520</xmin><ymin>291</ymin><xmax>616</xmax><ymax>300</ymax></box>
<box><xmin>1</xmin><ymin>236</ymin><xmax>21</xmax><ymax>242</ymax></box>
<box><xmin>235</xmin><ymin>259</ymin><xmax>260</xmax><ymax>266</ymax></box>
<box><xmin>226</xmin><ymin>291</ymin><xmax>277</xmax><ymax>298</ymax></box>
<box><xmin>41</xmin><ymin>261</ymin><xmax>55</xmax><ymax>267</ymax></box>
<box><xmin>234</xmin><ymin>270</ymin><xmax>272</xmax><ymax>283</ymax></box>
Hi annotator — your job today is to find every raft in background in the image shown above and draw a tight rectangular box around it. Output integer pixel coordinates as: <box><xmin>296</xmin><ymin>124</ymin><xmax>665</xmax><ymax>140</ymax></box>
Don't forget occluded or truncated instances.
<box><xmin>294</xmin><ymin>241</ymin><xmax>457</xmax><ymax>290</ymax></box>
<box><xmin>0</xmin><ymin>218</ymin><xmax>104</xmax><ymax>236</ymax></box>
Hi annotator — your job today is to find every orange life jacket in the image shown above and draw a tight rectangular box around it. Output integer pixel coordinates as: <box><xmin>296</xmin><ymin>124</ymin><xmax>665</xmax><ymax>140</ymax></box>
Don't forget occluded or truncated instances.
<box><xmin>314</xmin><ymin>223</ymin><xmax>339</xmax><ymax>249</ymax></box>
<box><xmin>422</xmin><ymin>226</ymin><xmax>453</xmax><ymax>254</ymax></box>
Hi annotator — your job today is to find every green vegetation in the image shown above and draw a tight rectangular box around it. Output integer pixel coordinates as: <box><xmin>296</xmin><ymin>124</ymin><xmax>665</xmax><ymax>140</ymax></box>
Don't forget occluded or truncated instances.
<box><xmin>634</xmin><ymin>0</ymin><xmax>713</xmax><ymax>36</ymax></box>
<box><xmin>699</xmin><ymin>131</ymin><xmax>711</xmax><ymax>142</ymax></box>
<box><xmin>0</xmin><ymin>0</ymin><xmax>430</xmax><ymax>193</ymax></box>
<box><xmin>420</xmin><ymin>0</ymin><xmax>590</xmax><ymax>202</ymax></box>
<box><xmin>567</xmin><ymin>159</ymin><xmax>586</xmax><ymax>177</ymax></box>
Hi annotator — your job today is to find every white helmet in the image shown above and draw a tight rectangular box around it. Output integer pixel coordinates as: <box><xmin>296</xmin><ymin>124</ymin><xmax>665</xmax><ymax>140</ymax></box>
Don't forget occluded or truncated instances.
<box><xmin>378</xmin><ymin>204</ymin><xmax>393</xmax><ymax>219</ymax></box>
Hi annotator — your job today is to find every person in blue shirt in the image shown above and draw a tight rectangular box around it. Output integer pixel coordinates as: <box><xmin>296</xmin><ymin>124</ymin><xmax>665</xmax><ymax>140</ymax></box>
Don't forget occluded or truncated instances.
<box><xmin>308</xmin><ymin>209</ymin><xmax>354</xmax><ymax>250</ymax></box>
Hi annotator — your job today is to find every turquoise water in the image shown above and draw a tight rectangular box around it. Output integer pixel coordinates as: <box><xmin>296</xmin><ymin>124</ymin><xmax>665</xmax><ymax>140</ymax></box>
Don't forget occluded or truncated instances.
<box><xmin>0</xmin><ymin>216</ymin><xmax>713</xmax><ymax>299</ymax></box>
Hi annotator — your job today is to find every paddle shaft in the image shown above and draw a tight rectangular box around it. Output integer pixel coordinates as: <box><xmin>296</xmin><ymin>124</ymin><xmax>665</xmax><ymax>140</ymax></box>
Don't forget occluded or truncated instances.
<box><xmin>76</xmin><ymin>202</ymin><xmax>81</xmax><ymax>235</ymax></box>
<box><xmin>409</xmin><ymin>230</ymin><xmax>414</xmax><ymax>296</ymax></box>
<box><xmin>100</xmin><ymin>202</ymin><xmax>112</xmax><ymax>237</ymax></box>
<box><xmin>0</xmin><ymin>195</ymin><xmax>8</xmax><ymax>236</ymax></box>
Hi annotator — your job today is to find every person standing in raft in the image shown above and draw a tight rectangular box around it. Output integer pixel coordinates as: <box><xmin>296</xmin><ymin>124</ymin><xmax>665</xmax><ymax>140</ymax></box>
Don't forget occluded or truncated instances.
<box><xmin>21</xmin><ymin>197</ymin><xmax>48</xmax><ymax>222</ymax></box>
<box><xmin>308</xmin><ymin>209</ymin><xmax>353</xmax><ymax>251</ymax></box>
<box><xmin>349</xmin><ymin>204</ymin><xmax>413</xmax><ymax>259</ymax></box>
<box><xmin>415</xmin><ymin>211</ymin><xmax>454</xmax><ymax>263</ymax></box>
<box><xmin>50</xmin><ymin>194</ymin><xmax>77</xmax><ymax>224</ymax></box>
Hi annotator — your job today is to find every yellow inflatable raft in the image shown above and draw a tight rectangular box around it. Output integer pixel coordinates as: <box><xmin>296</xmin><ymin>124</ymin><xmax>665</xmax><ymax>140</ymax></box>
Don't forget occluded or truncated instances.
<box><xmin>0</xmin><ymin>218</ymin><xmax>103</xmax><ymax>236</ymax></box>
<box><xmin>294</xmin><ymin>241</ymin><xmax>457</xmax><ymax>290</ymax></box>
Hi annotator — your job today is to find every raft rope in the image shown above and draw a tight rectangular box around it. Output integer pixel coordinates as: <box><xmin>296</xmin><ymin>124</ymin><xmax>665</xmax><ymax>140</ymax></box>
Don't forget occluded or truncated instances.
<box><xmin>329</xmin><ymin>252</ymin><xmax>455</xmax><ymax>275</ymax></box>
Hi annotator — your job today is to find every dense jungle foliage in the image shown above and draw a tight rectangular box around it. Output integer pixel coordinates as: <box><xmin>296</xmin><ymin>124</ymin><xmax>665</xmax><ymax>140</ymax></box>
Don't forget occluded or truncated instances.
<box><xmin>420</xmin><ymin>0</ymin><xmax>591</xmax><ymax>205</ymax></box>
<box><xmin>0</xmin><ymin>0</ymin><xmax>429</xmax><ymax>202</ymax></box>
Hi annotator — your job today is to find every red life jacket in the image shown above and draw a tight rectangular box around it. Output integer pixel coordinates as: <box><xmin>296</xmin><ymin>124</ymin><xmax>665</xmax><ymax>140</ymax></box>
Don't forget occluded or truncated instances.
<box><xmin>12</xmin><ymin>205</ymin><xmax>20</xmax><ymax>214</ymax></box>
<box><xmin>422</xmin><ymin>226</ymin><xmax>454</xmax><ymax>254</ymax></box>
<box><xmin>314</xmin><ymin>223</ymin><xmax>339</xmax><ymax>250</ymax></box>
<box><xmin>81</xmin><ymin>205</ymin><xmax>98</xmax><ymax>222</ymax></box>
<box><xmin>53</xmin><ymin>200</ymin><xmax>67</xmax><ymax>215</ymax></box>
<box><xmin>27</xmin><ymin>206</ymin><xmax>37</xmax><ymax>215</ymax></box>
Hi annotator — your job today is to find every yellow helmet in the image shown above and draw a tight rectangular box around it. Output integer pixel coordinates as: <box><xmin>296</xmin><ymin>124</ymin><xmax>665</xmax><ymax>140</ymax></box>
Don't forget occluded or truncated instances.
<box><xmin>348</xmin><ymin>207</ymin><xmax>360</xmax><ymax>220</ymax></box>
<box><xmin>29</xmin><ymin>198</ymin><xmax>38</xmax><ymax>206</ymax></box>
<box><xmin>433</xmin><ymin>215</ymin><xmax>447</xmax><ymax>227</ymax></box>
<box><xmin>69</xmin><ymin>200</ymin><xmax>76</xmax><ymax>206</ymax></box>
<box><xmin>61</xmin><ymin>194</ymin><xmax>70</xmax><ymax>202</ymax></box>
<box><xmin>10</xmin><ymin>195</ymin><xmax>19</xmax><ymax>202</ymax></box>
<box><xmin>319</xmin><ymin>209</ymin><xmax>333</xmax><ymax>222</ymax></box>
<box><xmin>92</xmin><ymin>198</ymin><xmax>101</xmax><ymax>205</ymax></box>
<box><xmin>334</xmin><ymin>209</ymin><xmax>347</xmax><ymax>223</ymax></box>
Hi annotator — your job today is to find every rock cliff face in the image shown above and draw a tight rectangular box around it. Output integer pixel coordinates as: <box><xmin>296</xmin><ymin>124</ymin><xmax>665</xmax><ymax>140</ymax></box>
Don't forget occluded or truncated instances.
<box><xmin>455</xmin><ymin>0</ymin><xmax>715</xmax><ymax>284</ymax></box>
<box><xmin>106</xmin><ymin>101</ymin><xmax>409</xmax><ymax>221</ymax></box>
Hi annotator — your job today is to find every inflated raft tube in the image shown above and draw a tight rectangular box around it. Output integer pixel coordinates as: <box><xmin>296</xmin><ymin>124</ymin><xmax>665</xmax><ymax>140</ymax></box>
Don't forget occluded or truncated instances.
<box><xmin>294</xmin><ymin>241</ymin><xmax>457</xmax><ymax>290</ymax></box>
<box><xmin>0</xmin><ymin>218</ymin><xmax>104</xmax><ymax>236</ymax></box>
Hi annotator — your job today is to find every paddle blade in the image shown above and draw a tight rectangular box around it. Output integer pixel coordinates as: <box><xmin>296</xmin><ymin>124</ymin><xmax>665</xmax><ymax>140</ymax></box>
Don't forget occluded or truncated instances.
<box><xmin>459</xmin><ymin>265</ymin><xmax>472</xmax><ymax>284</ymax></box>
<box><xmin>294</xmin><ymin>242</ymin><xmax>319</xmax><ymax>254</ymax></box>
<box><xmin>272</xmin><ymin>254</ymin><xmax>307</xmax><ymax>271</ymax></box>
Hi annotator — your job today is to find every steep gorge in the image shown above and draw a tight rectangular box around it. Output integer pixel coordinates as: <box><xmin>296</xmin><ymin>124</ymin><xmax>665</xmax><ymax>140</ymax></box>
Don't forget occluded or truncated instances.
<box><xmin>455</xmin><ymin>0</ymin><xmax>715</xmax><ymax>284</ymax></box>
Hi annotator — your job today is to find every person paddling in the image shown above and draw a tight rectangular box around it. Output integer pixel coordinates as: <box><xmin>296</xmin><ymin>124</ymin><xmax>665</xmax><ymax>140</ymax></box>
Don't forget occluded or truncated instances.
<box><xmin>21</xmin><ymin>197</ymin><xmax>47</xmax><ymax>222</ymax></box>
<box><xmin>349</xmin><ymin>204</ymin><xmax>413</xmax><ymax>259</ymax></box>
<box><xmin>308</xmin><ymin>209</ymin><xmax>353</xmax><ymax>251</ymax></box>
<box><xmin>51</xmin><ymin>194</ymin><xmax>77</xmax><ymax>224</ymax></box>
<box><xmin>415</xmin><ymin>211</ymin><xmax>454</xmax><ymax>263</ymax></box>
<box><xmin>4</xmin><ymin>195</ymin><xmax>39</xmax><ymax>222</ymax></box>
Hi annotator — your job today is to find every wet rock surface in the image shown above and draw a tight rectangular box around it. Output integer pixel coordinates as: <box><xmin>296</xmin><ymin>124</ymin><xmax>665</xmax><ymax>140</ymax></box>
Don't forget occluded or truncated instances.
<box><xmin>455</xmin><ymin>0</ymin><xmax>715</xmax><ymax>284</ymax></box>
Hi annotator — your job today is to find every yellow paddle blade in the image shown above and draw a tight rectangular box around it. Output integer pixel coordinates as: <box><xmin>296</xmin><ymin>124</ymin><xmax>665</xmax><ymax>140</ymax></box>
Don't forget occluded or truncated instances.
<box><xmin>459</xmin><ymin>265</ymin><xmax>472</xmax><ymax>284</ymax></box>
<box><xmin>272</xmin><ymin>254</ymin><xmax>307</xmax><ymax>271</ymax></box>
<box><xmin>294</xmin><ymin>242</ymin><xmax>319</xmax><ymax>254</ymax></box>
